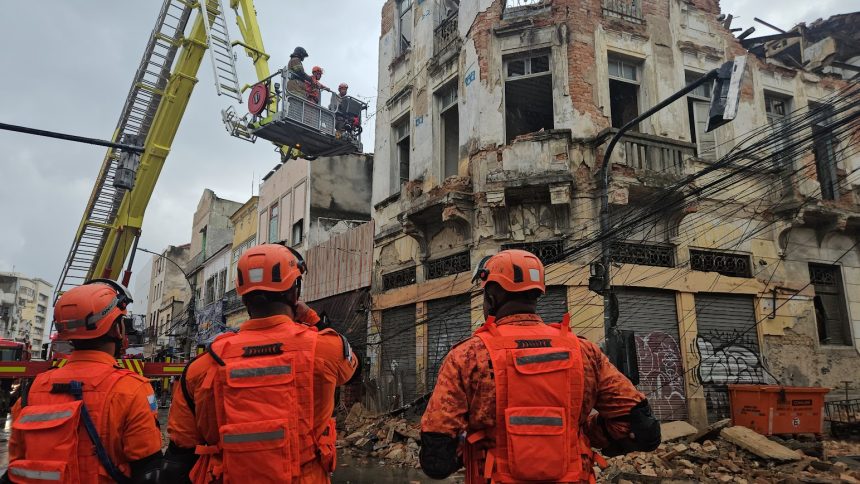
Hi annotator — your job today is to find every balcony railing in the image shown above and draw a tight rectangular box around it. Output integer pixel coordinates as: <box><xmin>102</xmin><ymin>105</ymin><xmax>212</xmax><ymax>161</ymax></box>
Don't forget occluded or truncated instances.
<box><xmin>602</xmin><ymin>0</ymin><xmax>643</xmax><ymax>22</ymax></box>
<box><xmin>600</xmin><ymin>129</ymin><xmax>695</xmax><ymax>176</ymax></box>
<box><xmin>434</xmin><ymin>13</ymin><xmax>459</xmax><ymax>56</ymax></box>
<box><xmin>223</xmin><ymin>288</ymin><xmax>243</xmax><ymax>314</ymax></box>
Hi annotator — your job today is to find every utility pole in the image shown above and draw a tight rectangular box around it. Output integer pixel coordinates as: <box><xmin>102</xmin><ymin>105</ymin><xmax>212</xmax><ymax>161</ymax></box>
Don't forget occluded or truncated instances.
<box><xmin>592</xmin><ymin>57</ymin><xmax>746</xmax><ymax>376</ymax></box>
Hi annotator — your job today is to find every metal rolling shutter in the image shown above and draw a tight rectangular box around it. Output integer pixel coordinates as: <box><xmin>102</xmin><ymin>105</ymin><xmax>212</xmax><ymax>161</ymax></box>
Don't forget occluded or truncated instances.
<box><xmin>426</xmin><ymin>295</ymin><xmax>472</xmax><ymax>391</ymax></box>
<box><xmin>615</xmin><ymin>287</ymin><xmax>688</xmax><ymax>421</ymax></box>
<box><xmin>381</xmin><ymin>305</ymin><xmax>417</xmax><ymax>411</ymax></box>
<box><xmin>537</xmin><ymin>285</ymin><xmax>568</xmax><ymax>323</ymax></box>
<box><xmin>695</xmin><ymin>293</ymin><xmax>768</xmax><ymax>423</ymax></box>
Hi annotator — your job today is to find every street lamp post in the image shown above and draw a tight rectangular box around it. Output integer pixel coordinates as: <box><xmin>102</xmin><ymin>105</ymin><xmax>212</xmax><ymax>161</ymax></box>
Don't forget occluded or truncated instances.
<box><xmin>592</xmin><ymin>57</ymin><xmax>746</xmax><ymax>375</ymax></box>
<box><xmin>137</xmin><ymin>247</ymin><xmax>196</xmax><ymax>360</ymax></box>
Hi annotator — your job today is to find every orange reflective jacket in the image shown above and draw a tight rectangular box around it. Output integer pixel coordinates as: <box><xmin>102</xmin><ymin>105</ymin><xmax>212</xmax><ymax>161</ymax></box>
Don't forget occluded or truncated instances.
<box><xmin>9</xmin><ymin>353</ymin><xmax>160</xmax><ymax>483</ymax></box>
<box><xmin>187</xmin><ymin>322</ymin><xmax>337</xmax><ymax>483</ymax></box>
<box><xmin>465</xmin><ymin>315</ymin><xmax>593</xmax><ymax>484</ymax></box>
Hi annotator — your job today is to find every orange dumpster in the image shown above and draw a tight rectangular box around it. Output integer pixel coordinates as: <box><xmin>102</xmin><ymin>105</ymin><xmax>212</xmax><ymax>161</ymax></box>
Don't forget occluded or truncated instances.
<box><xmin>728</xmin><ymin>384</ymin><xmax>829</xmax><ymax>436</ymax></box>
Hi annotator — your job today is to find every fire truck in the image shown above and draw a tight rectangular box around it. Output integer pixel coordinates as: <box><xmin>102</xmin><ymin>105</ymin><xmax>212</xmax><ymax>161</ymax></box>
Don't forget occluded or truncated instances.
<box><xmin>0</xmin><ymin>0</ymin><xmax>364</xmax><ymax>383</ymax></box>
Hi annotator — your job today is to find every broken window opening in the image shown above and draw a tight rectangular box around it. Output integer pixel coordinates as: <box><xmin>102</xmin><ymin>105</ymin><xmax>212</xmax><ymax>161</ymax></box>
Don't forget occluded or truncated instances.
<box><xmin>505</xmin><ymin>52</ymin><xmax>553</xmax><ymax>144</ymax></box>
<box><xmin>393</xmin><ymin>116</ymin><xmax>411</xmax><ymax>188</ymax></box>
<box><xmin>765</xmin><ymin>92</ymin><xmax>793</xmax><ymax>172</ymax></box>
<box><xmin>809</xmin><ymin>263</ymin><xmax>851</xmax><ymax>346</ymax></box>
<box><xmin>608</xmin><ymin>56</ymin><xmax>641</xmax><ymax>131</ymax></box>
<box><xmin>686</xmin><ymin>71</ymin><xmax>716</xmax><ymax>161</ymax></box>
<box><xmin>438</xmin><ymin>83</ymin><xmax>459</xmax><ymax>178</ymax></box>
<box><xmin>292</xmin><ymin>219</ymin><xmax>304</xmax><ymax>246</ymax></box>
<box><xmin>809</xmin><ymin>102</ymin><xmax>839</xmax><ymax>200</ymax></box>
<box><xmin>397</xmin><ymin>0</ymin><xmax>413</xmax><ymax>54</ymax></box>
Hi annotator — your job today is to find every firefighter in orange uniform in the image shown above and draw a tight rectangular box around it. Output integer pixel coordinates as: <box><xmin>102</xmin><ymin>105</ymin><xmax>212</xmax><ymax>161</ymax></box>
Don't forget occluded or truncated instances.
<box><xmin>3</xmin><ymin>280</ymin><xmax>163</xmax><ymax>483</ymax></box>
<box><xmin>163</xmin><ymin>244</ymin><xmax>358</xmax><ymax>483</ymax></box>
<box><xmin>419</xmin><ymin>250</ymin><xmax>661</xmax><ymax>483</ymax></box>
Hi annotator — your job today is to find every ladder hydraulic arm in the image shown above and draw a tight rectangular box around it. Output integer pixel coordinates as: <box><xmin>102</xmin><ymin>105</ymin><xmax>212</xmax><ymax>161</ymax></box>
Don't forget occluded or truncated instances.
<box><xmin>55</xmin><ymin>0</ymin><xmax>272</xmax><ymax>302</ymax></box>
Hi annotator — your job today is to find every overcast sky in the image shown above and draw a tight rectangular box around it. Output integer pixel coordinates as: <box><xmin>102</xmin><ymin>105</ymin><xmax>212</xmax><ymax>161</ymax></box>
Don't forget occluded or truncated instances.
<box><xmin>0</xmin><ymin>0</ymin><xmax>854</xmax><ymax>309</ymax></box>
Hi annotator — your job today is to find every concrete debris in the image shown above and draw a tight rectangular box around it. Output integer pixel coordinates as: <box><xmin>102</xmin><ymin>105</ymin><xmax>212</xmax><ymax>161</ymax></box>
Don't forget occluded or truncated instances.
<box><xmin>720</xmin><ymin>426</ymin><xmax>801</xmax><ymax>462</ymax></box>
<box><xmin>660</xmin><ymin>420</ymin><xmax>699</xmax><ymax>442</ymax></box>
<box><xmin>337</xmin><ymin>403</ymin><xmax>421</xmax><ymax>468</ymax></box>
<box><xmin>598</xmin><ymin>424</ymin><xmax>860</xmax><ymax>484</ymax></box>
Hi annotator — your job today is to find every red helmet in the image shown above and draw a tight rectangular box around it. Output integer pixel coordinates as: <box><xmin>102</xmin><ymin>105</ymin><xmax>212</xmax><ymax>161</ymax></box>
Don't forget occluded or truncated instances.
<box><xmin>54</xmin><ymin>279</ymin><xmax>132</xmax><ymax>340</ymax></box>
<box><xmin>235</xmin><ymin>244</ymin><xmax>307</xmax><ymax>297</ymax></box>
<box><xmin>472</xmin><ymin>249</ymin><xmax>545</xmax><ymax>294</ymax></box>
<box><xmin>312</xmin><ymin>66</ymin><xmax>323</xmax><ymax>75</ymax></box>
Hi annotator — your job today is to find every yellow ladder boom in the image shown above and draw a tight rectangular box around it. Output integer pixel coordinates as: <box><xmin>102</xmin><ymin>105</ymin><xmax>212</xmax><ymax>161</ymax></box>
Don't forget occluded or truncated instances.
<box><xmin>54</xmin><ymin>0</ymin><xmax>271</xmax><ymax>301</ymax></box>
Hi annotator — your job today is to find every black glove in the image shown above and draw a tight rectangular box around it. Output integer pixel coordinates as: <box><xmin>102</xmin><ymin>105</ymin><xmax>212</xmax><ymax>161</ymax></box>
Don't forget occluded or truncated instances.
<box><xmin>161</xmin><ymin>441</ymin><xmax>198</xmax><ymax>484</ymax></box>
<box><xmin>419</xmin><ymin>432</ymin><xmax>462</xmax><ymax>480</ymax></box>
<box><xmin>629</xmin><ymin>399</ymin><xmax>661</xmax><ymax>451</ymax></box>
<box><xmin>600</xmin><ymin>400</ymin><xmax>661</xmax><ymax>456</ymax></box>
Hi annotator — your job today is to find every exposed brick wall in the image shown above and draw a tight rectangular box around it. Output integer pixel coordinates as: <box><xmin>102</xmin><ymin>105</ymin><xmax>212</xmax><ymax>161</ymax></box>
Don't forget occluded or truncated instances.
<box><xmin>381</xmin><ymin>0</ymin><xmax>395</xmax><ymax>37</ymax></box>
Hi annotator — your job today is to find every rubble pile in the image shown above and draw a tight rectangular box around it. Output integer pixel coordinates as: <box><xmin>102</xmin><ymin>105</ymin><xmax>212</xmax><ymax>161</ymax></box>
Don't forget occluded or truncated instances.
<box><xmin>337</xmin><ymin>403</ymin><xmax>422</xmax><ymax>468</ymax></box>
<box><xmin>599</xmin><ymin>421</ymin><xmax>860</xmax><ymax>484</ymax></box>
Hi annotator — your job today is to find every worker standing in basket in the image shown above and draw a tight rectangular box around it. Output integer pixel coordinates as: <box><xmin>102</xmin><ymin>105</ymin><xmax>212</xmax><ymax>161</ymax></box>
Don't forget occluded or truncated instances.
<box><xmin>419</xmin><ymin>249</ymin><xmax>661</xmax><ymax>483</ymax></box>
<box><xmin>286</xmin><ymin>46</ymin><xmax>319</xmax><ymax>100</ymax></box>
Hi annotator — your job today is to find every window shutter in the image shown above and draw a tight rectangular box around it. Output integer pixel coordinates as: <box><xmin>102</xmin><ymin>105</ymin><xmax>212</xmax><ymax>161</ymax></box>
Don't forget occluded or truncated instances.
<box><xmin>693</xmin><ymin>101</ymin><xmax>716</xmax><ymax>160</ymax></box>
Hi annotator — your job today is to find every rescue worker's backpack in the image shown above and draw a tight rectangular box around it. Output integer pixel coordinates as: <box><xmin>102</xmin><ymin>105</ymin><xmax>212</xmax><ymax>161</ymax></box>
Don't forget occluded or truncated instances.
<box><xmin>10</xmin><ymin>367</ymin><xmax>133</xmax><ymax>484</ymax></box>
<box><xmin>465</xmin><ymin>315</ymin><xmax>596</xmax><ymax>483</ymax></box>
<box><xmin>191</xmin><ymin>322</ymin><xmax>337</xmax><ymax>483</ymax></box>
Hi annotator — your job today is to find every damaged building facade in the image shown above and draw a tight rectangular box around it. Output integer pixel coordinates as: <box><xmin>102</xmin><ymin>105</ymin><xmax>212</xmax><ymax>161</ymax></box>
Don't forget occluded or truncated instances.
<box><xmin>370</xmin><ymin>0</ymin><xmax>860</xmax><ymax>426</ymax></box>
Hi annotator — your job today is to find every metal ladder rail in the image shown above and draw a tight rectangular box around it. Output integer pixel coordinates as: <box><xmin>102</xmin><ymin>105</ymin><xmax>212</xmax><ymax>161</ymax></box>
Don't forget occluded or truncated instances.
<box><xmin>199</xmin><ymin>0</ymin><xmax>243</xmax><ymax>102</ymax></box>
<box><xmin>54</xmin><ymin>0</ymin><xmax>193</xmax><ymax>302</ymax></box>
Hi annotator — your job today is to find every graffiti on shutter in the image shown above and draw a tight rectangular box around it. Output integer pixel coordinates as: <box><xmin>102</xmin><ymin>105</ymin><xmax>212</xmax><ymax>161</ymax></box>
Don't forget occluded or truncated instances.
<box><xmin>381</xmin><ymin>305</ymin><xmax>417</xmax><ymax>411</ymax></box>
<box><xmin>537</xmin><ymin>285</ymin><xmax>568</xmax><ymax>324</ymax></box>
<box><xmin>694</xmin><ymin>293</ymin><xmax>772</xmax><ymax>423</ymax></box>
<box><xmin>616</xmin><ymin>288</ymin><xmax>687</xmax><ymax>421</ymax></box>
<box><xmin>426</xmin><ymin>295</ymin><xmax>472</xmax><ymax>391</ymax></box>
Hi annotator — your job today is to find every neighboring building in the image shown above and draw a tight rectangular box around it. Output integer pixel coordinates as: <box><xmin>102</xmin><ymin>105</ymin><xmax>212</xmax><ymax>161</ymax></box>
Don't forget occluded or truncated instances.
<box><xmin>0</xmin><ymin>272</ymin><xmax>52</xmax><ymax>350</ymax></box>
<box><xmin>195</xmin><ymin>243</ymin><xmax>231</xmax><ymax>346</ymax></box>
<box><xmin>144</xmin><ymin>244</ymin><xmax>191</xmax><ymax>358</ymax></box>
<box><xmin>257</xmin><ymin>154</ymin><xmax>374</xmax><ymax>253</ymax></box>
<box><xmin>224</xmin><ymin>196</ymin><xmax>259</xmax><ymax>328</ymax></box>
<box><xmin>183</xmin><ymin>189</ymin><xmax>242</xmax><ymax>353</ymax></box>
<box><xmin>370</xmin><ymin>0</ymin><xmax>860</xmax><ymax>423</ymax></box>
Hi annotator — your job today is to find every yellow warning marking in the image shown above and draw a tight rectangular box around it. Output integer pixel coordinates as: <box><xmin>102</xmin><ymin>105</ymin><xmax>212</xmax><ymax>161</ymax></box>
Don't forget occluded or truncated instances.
<box><xmin>163</xmin><ymin>366</ymin><xmax>184</xmax><ymax>373</ymax></box>
<box><xmin>0</xmin><ymin>367</ymin><xmax>26</xmax><ymax>373</ymax></box>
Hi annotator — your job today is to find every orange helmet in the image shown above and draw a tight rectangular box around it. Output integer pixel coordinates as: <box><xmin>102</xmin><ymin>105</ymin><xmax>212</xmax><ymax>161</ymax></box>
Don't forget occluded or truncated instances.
<box><xmin>472</xmin><ymin>249</ymin><xmax>545</xmax><ymax>294</ymax></box>
<box><xmin>235</xmin><ymin>244</ymin><xmax>307</xmax><ymax>297</ymax></box>
<box><xmin>53</xmin><ymin>279</ymin><xmax>132</xmax><ymax>340</ymax></box>
<box><xmin>312</xmin><ymin>66</ymin><xmax>323</xmax><ymax>75</ymax></box>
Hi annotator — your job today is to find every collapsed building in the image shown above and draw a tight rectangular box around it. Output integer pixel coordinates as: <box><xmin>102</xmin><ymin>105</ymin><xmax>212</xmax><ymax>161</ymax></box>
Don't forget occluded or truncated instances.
<box><xmin>367</xmin><ymin>0</ymin><xmax>860</xmax><ymax>427</ymax></box>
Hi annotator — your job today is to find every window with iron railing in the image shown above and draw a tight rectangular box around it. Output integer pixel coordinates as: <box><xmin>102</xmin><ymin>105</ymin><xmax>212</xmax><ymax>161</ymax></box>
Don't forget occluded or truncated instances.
<box><xmin>502</xmin><ymin>240</ymin><xmax>565</xmax><ymax>265</ymax></box>
<box><xmin>382</xmin><ymin>266</ymin><xmax>417</xmax><ymax>290</ymax></box>
<box><xmin>602</xmin><ymin>0</ymin><xmax>642</xmax><ymax>22</ymax></box>
<box><xmin>689</xmin><ymin>249</ymin><xmax>752</xmax><ymax>278</ymax></box>
<box><xmin>425</xmin><ymin>252</ymin><xmax>470</xmax><ymax>280</ymax></box>
<box><xmin>610</xmin><ymin>241</ymin><xmax>674</xmax><ymax>268</ymax></box>
<box><xmin>434</xmin><ymin>12</ymin><xmax>458</xmax><ymax>56</ymax></box>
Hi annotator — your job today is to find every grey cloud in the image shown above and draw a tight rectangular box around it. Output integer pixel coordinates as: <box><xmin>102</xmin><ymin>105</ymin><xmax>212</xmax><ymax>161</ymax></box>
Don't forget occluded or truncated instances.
<box><xmin>0</xmin><ymin>1</ymin><xmax>383</xmax><ymax>304</ymax></box>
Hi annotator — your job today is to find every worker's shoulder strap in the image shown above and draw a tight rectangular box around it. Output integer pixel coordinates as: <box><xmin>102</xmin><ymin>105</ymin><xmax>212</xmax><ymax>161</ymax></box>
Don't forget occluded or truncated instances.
<box><xmin>319</xmin><ymin>328</ymin><xmax>352</xmax><ymax>362</ymax></box>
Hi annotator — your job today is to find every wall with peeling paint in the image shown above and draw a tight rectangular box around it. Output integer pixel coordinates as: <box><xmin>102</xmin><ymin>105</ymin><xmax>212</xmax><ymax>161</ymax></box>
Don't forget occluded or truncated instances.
<box><xmin>369</xmin><ymin>0</ymin><xmax>860</xmax><ymax>419</ymax></box>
